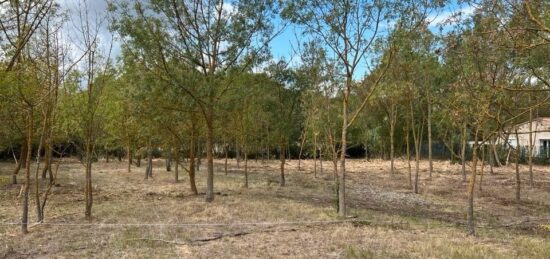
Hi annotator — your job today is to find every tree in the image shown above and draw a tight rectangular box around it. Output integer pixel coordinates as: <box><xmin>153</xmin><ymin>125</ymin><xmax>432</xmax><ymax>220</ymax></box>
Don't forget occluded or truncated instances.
<box><xmin>0</xmin><ymin>0</ymin><xmax>55</xmax><ymax>234</ymax></box>
<box><xmin>112</xmin><ymin>0</ymin><xmax>280</xmax><ymax>202</ymax></box>
<box><xmin>284</xmin><ymin>0</ymin><xmax>392</xmax><ymax>216</ymax></box>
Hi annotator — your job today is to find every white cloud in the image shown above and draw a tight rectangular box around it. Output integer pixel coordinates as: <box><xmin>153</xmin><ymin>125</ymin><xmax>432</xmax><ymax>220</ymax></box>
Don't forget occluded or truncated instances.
<box><xmin>427</xmin><ymin>5</ymin><xmax>476</xmax><ymax>26</ymax></box>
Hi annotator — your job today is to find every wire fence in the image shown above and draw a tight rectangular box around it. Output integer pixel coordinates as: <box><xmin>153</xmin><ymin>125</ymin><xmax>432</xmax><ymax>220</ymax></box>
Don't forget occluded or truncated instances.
<box><xmin>0</xmin><ymin>218</ymin><xmax>541</xmax><ymax>230</ymax></box>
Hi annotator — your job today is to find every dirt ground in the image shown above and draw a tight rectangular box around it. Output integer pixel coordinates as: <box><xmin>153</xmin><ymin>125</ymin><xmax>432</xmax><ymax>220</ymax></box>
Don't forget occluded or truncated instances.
<box><xmin>0</xmin><ymin>157</ymin><xmax>549</xmax><ymax>258</ymax></box>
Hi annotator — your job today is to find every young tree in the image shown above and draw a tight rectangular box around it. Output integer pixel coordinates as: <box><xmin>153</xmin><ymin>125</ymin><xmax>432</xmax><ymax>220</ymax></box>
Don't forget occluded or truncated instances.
<box><xmin>112</xmin><ymin>0</ymin><xmax>280</xmax><ymax>202</ymax></box>
<box><xmin>0</xmin><ymin>0</ymin><xmax>55</xmax><ymax>234</ymax></box>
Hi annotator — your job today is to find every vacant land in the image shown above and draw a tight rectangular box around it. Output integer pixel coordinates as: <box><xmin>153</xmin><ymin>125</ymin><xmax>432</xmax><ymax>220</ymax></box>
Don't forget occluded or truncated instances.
<box><xmin>1</xmin><ymin>158</ymin><xmax>549</xmax><ymax>258</ymax></box>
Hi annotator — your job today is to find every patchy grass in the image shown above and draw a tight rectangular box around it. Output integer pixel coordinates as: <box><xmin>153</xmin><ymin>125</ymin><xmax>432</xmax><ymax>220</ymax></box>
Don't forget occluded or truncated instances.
<box><xmin>0</xmin><ymin>158</ymin><xmax>549</xmax><ymax>258</ymax></box>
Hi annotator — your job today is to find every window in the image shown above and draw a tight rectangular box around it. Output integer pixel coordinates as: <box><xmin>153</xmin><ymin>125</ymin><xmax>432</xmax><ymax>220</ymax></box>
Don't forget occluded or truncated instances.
<box><xmin>540</xmin><ymin>139</ymin><xmax>550</xmax><ymax>158</ymax></box>
<box><xmin>508</xmin><ymin>139</ymin><xmax>517</xmax><ymax>148</ymax></box>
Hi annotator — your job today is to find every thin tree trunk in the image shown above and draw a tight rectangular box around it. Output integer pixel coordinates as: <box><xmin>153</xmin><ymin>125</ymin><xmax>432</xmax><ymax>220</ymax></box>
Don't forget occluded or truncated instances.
<box><xmin>489</xmin><ymin>147</ymin><xmax>494</xmax><ymax>175</ymax></box>
<box><xmin>390</xmin><ymin>119</ymin><xmax>395</xmax><ymax>174</ymax></box>
<box><xmin>12</xmin><ymin>145</ymin><xmax>26</xmax><ymax>185</ymax></box>
<box><xmin>145</xmin><ymin>143</ymin><xmax>151</xmax><ymax>180</ymax></box>
<box><xmin>21</xmin><ymin>107</ymin><xmax>34</xmax><ymax>234</ymax></box>
<box><xmin>127</xmin><ymin>144</ymin><xmax>132</xmax><ymax>173</ymax></box>
<box><xmin>35</xmin><ymin>110</ymin><xmax>49</xmax><ymax>222</ymax></box>
<box><xmin>414</xmin><ymin>131</ymin><xmax>421</xmax><ymax>194</ymax></box>
<box><xmin>84</xmin><ymin>136</ymin><xmax>93</xmax><ymax>220</ymax></box>
<box><xmin>466</xmin><ymin>129</ymin><xmax>479</xmax><ymax>236</ymax></box>
<box><xmin>479</xmin><ymin>145</ymin><xmax>485</xmax><ymax>192</ymax></box>
<box><xmin>428</xmin><ymin>100</ymin><xmax>433</xmax><ymax>178</ymax></box>
<box><xmin>450</xmin><ymin>135</ymin><xmax>454</xmax><ymax>162</ymax></box>
<box><xmin>174</xmin><ymin>146</ymin><xmax>180</xmax><ymax>183</ymax></box>
<box><xmin>224</xmin><ymin>142</ymin><xmax>228</xmax><ymax>175</ymax></box>
<box><xmin>338</xmin><ymin>80</ymin><xmax>350</xmax><ymax>217</ymax></box>
<box><xmin>205</xmin><ymin>116</ymin><xmax>215</xmax><ymax>202</ymax></box>
<box><xmin>320</xmin><ymin>146</ymin><xmax>323</xmax><ymax>175</ymax></box>
<box><xmin>85</xmin><ymin>155</ymin><xmax>93</xmax><ymax>220</ymax></box>
<box><xmin>410</xmin><ymin>97</ymin><xmax>422</xmax><ymax>194</ymax></box>
<box><xmin>314</xmin><ymin>133</ymin><xmax>318</xmax><ymax>178</ymax></box>
<box><xmin>298</xmin><ymin>129</ymin><xmax>308</xmax><ymax>171</ymax></box>
<box><xmin>189</xmin><ymin>135</ymin><xmax>198</xmax><ymax>195</ymax></box>
<box><xmin>515</xmin><ymin>130</ymin><xmax>521</xmax><ymax>203</ymax></box>
<box><xmin>406</xmin><ymin>125</ymin><xmax>412</xmax><ymax>189</ymax></box>
<box><xmin>492</xmin><ymin>139</ymin><xmax>502</xmax><ymax>167</ymax></box>
<box><xmin>236</xmin><ymin>142</ymin><xmax>241</xmax><ymax>169</ymax></box>
<box><xmin>528</xmin><ymin>108</ymin><xmax>533</xmax><ymax>188</ymax></box>
<box><xmin>166</xmin><ymin>148</ymin><xmax>172</xmax><ymax>172</ymax></box>
<box><xmin>280</xmin><ymin>142</ymin><xmax>286</xmax><ymax>187</ymax></box>
<box><xmin>41</xmin><ymin>142</ymin><xmax>53</xmax><ymax>181</ymax></box>
<box><xmin>244</xmin><ymin>146</ymin><xmax>248</xmax><ymax>188</ymax></box>
<box><xmin>136</xmin><ymin>154</ymin><xmax>141</xmax><ymax>167</ymax></box>
<box><xmin>332</xmin><ymin>153</ymin><xmax>338</xmax><ymax>181</ymax></box>
<box><xmin>197</xmin><ymin>143</ymin><xmax>202</xmax><ymax>172</ymax></box>
<box><xmin>461</xmin><ymin>123</ymin><xmax>467</xmax><ymax>182</ymax></box>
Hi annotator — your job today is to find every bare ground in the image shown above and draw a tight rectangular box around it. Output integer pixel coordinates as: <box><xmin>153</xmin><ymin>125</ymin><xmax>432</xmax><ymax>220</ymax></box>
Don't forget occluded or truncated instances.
<box><xmin>0</xmin><ymin>157</ymin><xmax>549</xmax><ymax>258</ymax></box>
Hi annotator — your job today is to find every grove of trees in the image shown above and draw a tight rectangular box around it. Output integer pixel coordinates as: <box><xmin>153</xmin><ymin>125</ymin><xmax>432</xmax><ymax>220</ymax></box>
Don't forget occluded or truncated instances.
<box><xmin>0</xmin><ymin>0</ymin><xmax>548</xmax><ymax>237</ymax></box>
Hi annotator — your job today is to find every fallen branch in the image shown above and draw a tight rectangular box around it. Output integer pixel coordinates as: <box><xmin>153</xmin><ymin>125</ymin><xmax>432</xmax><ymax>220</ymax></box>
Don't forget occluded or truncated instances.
<box><xmin>191</xmin><ymin>231</ymin><xmax>249</xmax><ymax>243</ymax></box>
<box><xmin>126</xmin><ymin>238</ymin><xmax>188</xmax><ymax>245</ymax></box>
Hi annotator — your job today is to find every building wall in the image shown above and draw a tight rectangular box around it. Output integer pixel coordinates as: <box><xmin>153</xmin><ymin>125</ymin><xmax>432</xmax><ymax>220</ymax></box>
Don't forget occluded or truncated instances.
<box><xmin>506</xmin><ymin>118</ymin><xmax>550</xmax><ymax>156</ymax></box>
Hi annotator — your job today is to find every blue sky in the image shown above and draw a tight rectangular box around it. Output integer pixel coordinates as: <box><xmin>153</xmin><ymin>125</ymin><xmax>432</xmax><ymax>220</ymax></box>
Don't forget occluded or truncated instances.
<box><xmin>59</xmin><ymin>0</ymin><xmax>476</xmax><ymax>76</ymax></box>
<box><xmin>265</xmin><ymin>1</ymin><xmax>475</xmax><ymax>77</ymax></box>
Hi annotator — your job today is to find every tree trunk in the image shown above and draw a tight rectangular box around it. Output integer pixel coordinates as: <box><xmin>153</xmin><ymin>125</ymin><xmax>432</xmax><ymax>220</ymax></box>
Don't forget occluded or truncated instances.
<box><xmin>450</xmin><ymin>136</ymin><xmax>454</xmax><ymax>162</ymax></box>
<box><xmin>35</xmin><ymin>110</ymin><xmax>49</xmax><ymax>223</ymax></box>
<box><xmin>166</xmin><ymin>148</ymin><xmax>172</xmax><ymax>172</ymax></box>
<box><xmin>197</xmin><ymin>143</ymin><xmax>202</xmax><ymax>172</ymax></box>
<box><xmin>331</xmin><ymin>140</ymin><xmax>338</xmax><ymax>181</ymax></box>
<box><xmin>515</xmin><ymin>130</ymin><xmax>521</xmax><ymax>204</ymax></box>
<box><xmin>21</xmin><ymin>107</ymin><xmax>34</xmax><ymax>234</ymax></box>
<box><xmin>390</xmin><ymin>119</ymin><xmax>395</xmax><ymax>175</ymax></box>
<box><xmin>189</xmin><ymin>135</ymin><xmax>198</xmax><ymax>195</ymax></box>
<box><xmin>338</xmin><ymin>80</ymin><xmax>350</xmax><ymax>217</ymax></box>
<box><xmin>528</xmin><ymin>108</ymin><xmax>533</xmax><ymax>188</ymax></box>
<box><xmin>489</xmin><ymin>147</ymin><xmax>494</xmax><ymax>175</ymax></box>
<box><xmin>479</xmin><ymin>145</ymin><xmax>485</xmax><ymax>192</ymax></box>
<box><xmin>461</xmin><ymin>123</ymin><xmax>467</xmax><ymax>182</ymax></box>
<box><xmin>406</xmin><ymin>125</ymin><xmax>412</xmax><ymax>189</ymax></box>
<box><xmin>244</xmin><ymin>146</ymin><xmax>248</xmax><ymax>188</ymax></box>
<box><xmin>410</xmin><ymin>99</ymin><xmax>422</xmax><ymax>194</ymax></box>
<box><xmin>205</xmin><ymin>115</ymin><xmax>215</xmax><ymax>202</ymax></box>
<box><xmin>414</xmin><ymin>133</ymin><xmax>421</xmax><ymax>194</ymax></box>
<box><xmin>314</xmin><ymin>133</ymin><xmax>318</xmax><ymax>178</ymax></box>
<box><xmin>236</xmin><ymin>142</ymin><xmax>241</xmax><ymax>169</ymax></box>
<box><xmin>41</xmin><ymin>142</ymin><xmax>53</xmax><ymax>181</ymax></box>
<box><xmin>428</xmin><ymin>100</ymin><xmax>433</xmax><ymax>178</ymax></box>
<box><xmin>320</xmin><ymin>146</ymin><xmax>323</xmax><ymax>175</ymax></box>
<box><xmin>127</xmin><ymin>144</ymin><xmax>132</xmax><ymax>173</ymax></box>
<box><xmin>224</xmin><ymin>142</ymin><xmax>228</xmax><ymax>175</ymax></box>
<box><xmin>174</xmin><ymin>146</ymin><xmax>180</xmax><ymax>183</ymax></box>
<box><xmin>85</xmin><ymin>147</ymin><xmax>93</xmax><ymax>220</ymax></box>
<box><xmin>466</xmin><ymin>129</ymin><xmax>479</xmax><ymax>236</ymax></box>
<box><xmin>84</xmin><ymin>133</ymin><xmax>93</xmax><ymax>220</ymax></box>
<box><xmin>145</xmin><ymin>141</ymin><xmax>153</xmax><ymax>179</ymax></box>
<box><xmin>12</xmin><ymin>145</ymin><xmax>26</xmax><ymax>185</ymax></box>
<box><xmin>491</xmin><ymin>139</ymin><xmax>502</xmax><ymax>167</ymax></box>
<box><xmin>298</xmin><ymin>129</ymin><xmax>307</xmax><ymax>171</ymax></box>
<box><xmin>136</xmin><ymin>154</ymin><xmax>141</xmax><ymax>167</ymax></box>
<box><xmin>280</xmin><ymin>142</ymin><xmax>286</xmax><ymax>187</ymax></box>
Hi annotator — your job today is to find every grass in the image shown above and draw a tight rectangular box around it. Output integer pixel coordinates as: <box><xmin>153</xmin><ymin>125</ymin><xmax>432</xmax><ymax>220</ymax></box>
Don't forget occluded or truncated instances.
<box><xmin>0</xmin><ymin>158</ymin><xmax>549</xmax><ymax>258</ymax></box>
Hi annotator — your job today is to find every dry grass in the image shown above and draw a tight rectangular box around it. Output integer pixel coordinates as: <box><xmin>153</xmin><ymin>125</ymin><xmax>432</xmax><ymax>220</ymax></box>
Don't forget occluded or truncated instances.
<box><xmin>0</xmin><ymin>157</ymin><xmax>549</xmax><ymax>258</ymax></box>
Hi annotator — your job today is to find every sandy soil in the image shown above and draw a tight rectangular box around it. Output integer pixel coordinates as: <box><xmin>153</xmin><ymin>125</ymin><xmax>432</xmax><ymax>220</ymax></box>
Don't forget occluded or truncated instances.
<box><xmin>0</xmin><ymin>157</ymin><xmax>549</xmax><ymax>258</ymax></box>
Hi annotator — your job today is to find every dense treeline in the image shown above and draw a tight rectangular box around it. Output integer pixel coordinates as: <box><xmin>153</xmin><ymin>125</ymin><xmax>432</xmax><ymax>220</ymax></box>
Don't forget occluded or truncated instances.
<box><xmin>0</xmin><ymin>0</ymin><xmax>548</xmax><ymax>236</ymax></box>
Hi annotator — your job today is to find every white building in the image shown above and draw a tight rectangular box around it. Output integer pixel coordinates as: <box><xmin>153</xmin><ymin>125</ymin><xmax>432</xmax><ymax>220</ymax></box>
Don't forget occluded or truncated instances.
<box><xmin>502</xmin><ymin>117</ymin><xmax>550</xmax><ymax>157</ymax></box>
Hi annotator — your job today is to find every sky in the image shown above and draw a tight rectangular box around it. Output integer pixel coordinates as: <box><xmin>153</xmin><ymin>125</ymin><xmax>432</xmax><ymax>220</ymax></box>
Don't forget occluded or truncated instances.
<box><xmin>57</xmin><ymin>0</ymin><xmax>476</xmax><ymax>75</ymax></box>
